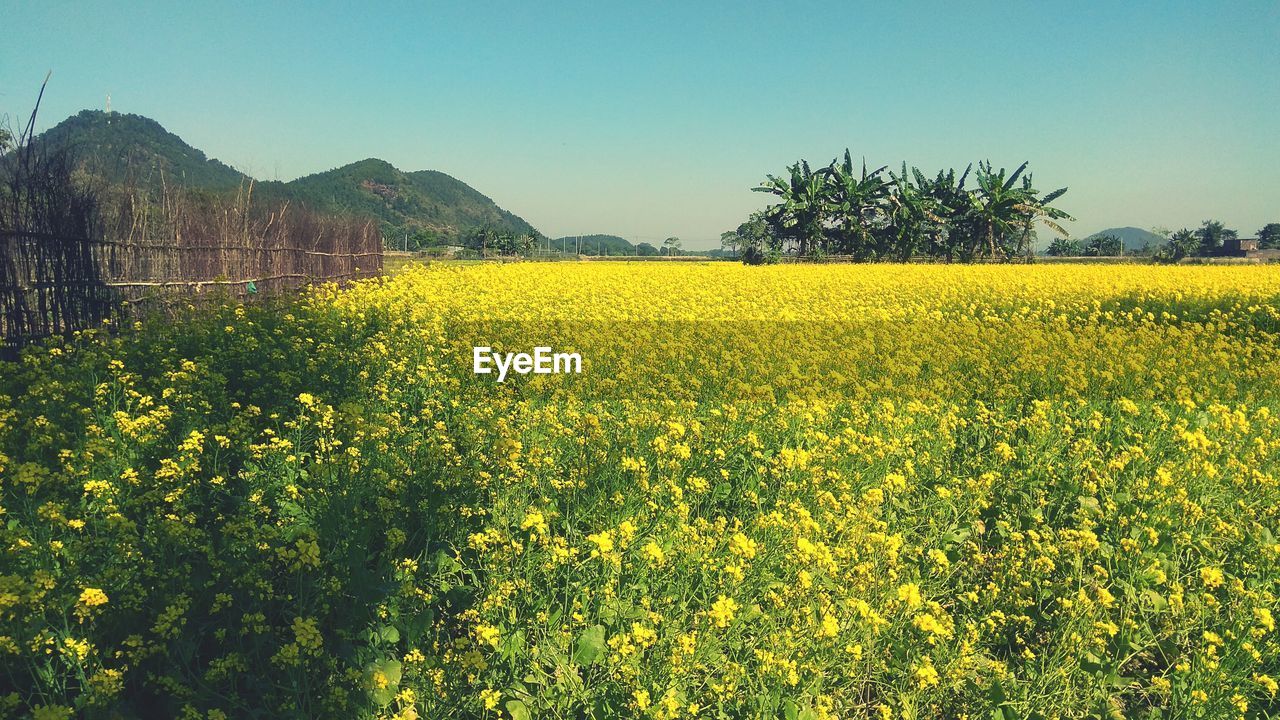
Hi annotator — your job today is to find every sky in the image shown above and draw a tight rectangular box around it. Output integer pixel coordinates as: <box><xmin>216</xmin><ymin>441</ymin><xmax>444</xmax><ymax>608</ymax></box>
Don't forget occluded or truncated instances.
<box><xmin>2</xmin><ymin>1</ymin><xmax>1278</xmax><ymax>250</ymax></box>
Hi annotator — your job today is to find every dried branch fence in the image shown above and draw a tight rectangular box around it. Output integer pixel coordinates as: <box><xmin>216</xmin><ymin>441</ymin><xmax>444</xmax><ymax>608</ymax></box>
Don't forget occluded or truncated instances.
<box><xmin>1</xmin><ymin>185</ymin><xmax>383</xmax><ymax>356</ymax></box>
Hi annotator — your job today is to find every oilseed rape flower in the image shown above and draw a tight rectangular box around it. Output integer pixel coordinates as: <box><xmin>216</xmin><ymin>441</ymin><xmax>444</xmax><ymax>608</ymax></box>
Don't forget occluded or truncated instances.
<box><xmin>709</xmin><ymin>596</ymin><xmax>739</xmax><ymax>628</ymax></box>
<box><xmin>1201</xmin><ymin>566</ymin><xmax>1226</xmax><ymax>589</ymax></box>
<box><xmin>586</xmin><ymin>530</ymin><xmax>615</xmax><ymax>555</ymax></box>
<box><xmin>642</xmin><ymin>540</ymin><xmax>666</xmax><ymax>566</ymax></box>
<box><xmin>898</xmin><ymin>583</ymin><xmax>924</xmax><ymax>609</ymax></box>
<box><xmin>6</xmin><ymin>262</ymin><xmax>1280</xmax><ymax>718</ymax></box>
<box><xmin>77</xmin><ymin>588</ymin><xmax>108</xmax><ymax>610</ymax></box>
<box><xmin>729</xmin><ymin>531</ymin><xmax>758</xmax><ymax>559</ymax></box>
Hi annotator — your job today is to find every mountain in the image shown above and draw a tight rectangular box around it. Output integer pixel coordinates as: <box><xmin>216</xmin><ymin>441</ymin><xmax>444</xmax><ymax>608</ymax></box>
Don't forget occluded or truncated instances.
<box><xmin>32</xmin><ymin>110</ymin><xmax>541</xmax><ymax>241</ymax></box>
<box><xmin>282</xmin><ymin>159</ymin><xmax>540</xmax><ymax>240</ymax></box>
<box><xmin>1084</xmin><ymin>227</ymin><xmax>1165</xmax><ymax>252</ymax></box>
<box><xmin>552</xmin><ymin>234</ymin><xmax>636</xmax><ymax>255</ymax></box>
<box><xmin>36</xmin><ymin>110</ymin><xmax>248</xmax><ymax>191</ymax></box>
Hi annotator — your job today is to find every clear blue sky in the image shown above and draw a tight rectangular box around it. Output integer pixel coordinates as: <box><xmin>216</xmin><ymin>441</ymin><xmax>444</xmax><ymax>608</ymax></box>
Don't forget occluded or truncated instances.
<box><xmin>3</xmin><ymin>1</ymin><xmax>1277</xmax><ymax>248</ymax></box>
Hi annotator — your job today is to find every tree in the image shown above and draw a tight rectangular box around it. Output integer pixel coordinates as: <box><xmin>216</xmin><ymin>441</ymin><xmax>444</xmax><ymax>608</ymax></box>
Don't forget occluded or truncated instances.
<box><xmin>662</xmin><ymin>237</ymin><xmax>682</xmax><ymax>256</ymax></box>
<box><xmin>823</xmin><ymin>150</ymin><xmax>890</xmax><ymax>258</ymax></box>
<box><xmin>753</xmin><ymin>160</ymin><xmax>827</xmax><ymax>257</ymax></box>
<box><xmin>741</xmin><ymin>212</ymin><xmax>777</xmax><ymax>253</ymax></box>
<box><xmin>1196</xmin><ymin>220</ymin><xmax>1236</xmax><ymax>256</ymax></box>
<box><xmin>1046</xmin><ymin>237</ymin><xmax>1082</xmax><ymax>256</ymax></box>
<box><xmin>882</xmin><ymin>164</ymin><xmax>942</xmax><ymax>261</ymax></box>
<box><xmin>914</xmin><ymin>166</ymin><xmax>975</xmax><ymax>260</ymax></box>
<box><xmin>1258</xmin><ymin>223</ymin><xmax>1280</xmax><ymax>249</ymax></box>
<box><xmin>747</xmin><ymin>155</ymin><xmax>1069</xmax><ymax>264</ymax></box>
<box><xmin>492</xmin><ymin>232</ymin><xmax>534</xmax><ymax>256</ymax></box>
<box><xmin>466</xmin><ymin>225</ymin><xmax>501</xmax><ymax>255</ymax></box>
<box><xmin>1013</xmin><ymin>182</ymin><xmax>1071</xmax><ymax>259</ymax></box>
<box><xmin>636</xmin><ymin>242</ymin><xmax>660</xmax><ymax>256</ymax></box>
<box><xmin>0</xmin><ymin>127</ymin><xmax>12</xmax><ymax>154</ymax></box>
<box><xmin>1084</xmin><ymin>234</ymin><xmax>1123</xmax><ymax>256</ymax></box>
<box><xmin>968</xmin><ymin>161</ymin><xmax>1071</xmax><ymax>260</ymax></box>
<box><xmin>719</xmin><ymin>230</ymin><xmax>742</xmax><ymax>257</ymax></box>
<box><xmin>1160</xmin><ymin>228</ymin><xmax>1199</xmax><ymax>261</ymax></box>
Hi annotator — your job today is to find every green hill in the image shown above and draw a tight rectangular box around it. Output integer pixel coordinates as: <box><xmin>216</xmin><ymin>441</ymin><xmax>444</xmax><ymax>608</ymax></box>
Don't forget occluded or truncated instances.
<box><xmin>283</xmin><ymin>160</ymin><xmax>541</xmax><ymax>240</ymax></box>
<box><xmin>32</xmin><ymin>110</ymin><xmax>541</xmax><ymax>242</ymax></box>
<box><xmin>552</xmin><ymin>234</ymin><xmax>636</xmax><ymax>255</ymax></box>
<box><xmin>1085</xmin><ymin>227</ymin><xmax>1165</xmax><ymax>252</ymax></box>
<box><xmin>36</xmin><ymin>110</ymin><xmax>248</xmax><ymax>191</ymax></box>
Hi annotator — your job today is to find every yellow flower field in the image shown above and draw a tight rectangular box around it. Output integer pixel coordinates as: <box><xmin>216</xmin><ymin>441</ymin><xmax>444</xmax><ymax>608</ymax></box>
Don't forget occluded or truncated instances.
<box><xmin>2</xmin><ymin>262</ymin><xmax>1280</xmax><ymax>719</ymax></box>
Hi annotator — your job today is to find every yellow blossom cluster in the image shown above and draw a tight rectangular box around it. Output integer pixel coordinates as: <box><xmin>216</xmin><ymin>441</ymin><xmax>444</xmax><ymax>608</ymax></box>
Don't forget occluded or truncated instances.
<box><xmin>3</xmin><ymin>262</ymin><xmax>1280</xmax><ymax>718</ymax></box>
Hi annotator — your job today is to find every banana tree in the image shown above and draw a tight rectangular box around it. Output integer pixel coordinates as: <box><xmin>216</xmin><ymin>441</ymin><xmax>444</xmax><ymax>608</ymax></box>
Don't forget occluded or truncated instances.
<box><xmin>823</xmin><ymin>150</ymin><xmax>889</xmax><ymax>258</ymax></box>
<box><xmin>884</xmin><ymin>164</ymin><xmax>943</xmax><ymax>261</ymax></box>
<box><xmin>968</xmin><ymin>163</ymin><xmax>1050</xmax><ymax>259</ymax></box>
<box><xmin>754</xmin><ymin>160</ymin><xmax>827</xmax><ymax>256</ymax></box>
<box><xmin>1012</xmin><ymin>177</ymin><xmax>1072</xmax><ymax>259</ymax></box>
<box><xmin>914</xmin><ymin>165</ymin><xmax>974</xmax><ymax>260</ymax></box>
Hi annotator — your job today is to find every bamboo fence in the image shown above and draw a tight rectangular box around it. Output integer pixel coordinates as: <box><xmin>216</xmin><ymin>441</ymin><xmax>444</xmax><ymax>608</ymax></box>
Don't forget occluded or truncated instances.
<box><xmin>1</xmin><ymin>186</ymin><xmax>383</xmax><ymax>355</ymax></box>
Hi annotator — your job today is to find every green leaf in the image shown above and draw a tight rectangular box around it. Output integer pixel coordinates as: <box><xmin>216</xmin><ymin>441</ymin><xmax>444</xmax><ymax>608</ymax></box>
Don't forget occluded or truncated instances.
<box><xmin>506</xmin><ymin>700</ymin><xmax>531</xmax><ymax>720</ymax></box>
<box><xmin>366</xmin><ymin>658</ymin><xmax>402</xmax><ymax>706</ymax></box>
<box><xmin>987</xmin><ymin>679</ymin><xmax>1007</xmax><ymax>704</ymax></box>
<box><xmin>574</xmin><ymin>625</ymin><xmax>606</xmax><ymax>666</ymax></box>
<box><xmin>783</xmin><ymin>700</ymin><xmax>799</xmax><ymax>720</ymax></box>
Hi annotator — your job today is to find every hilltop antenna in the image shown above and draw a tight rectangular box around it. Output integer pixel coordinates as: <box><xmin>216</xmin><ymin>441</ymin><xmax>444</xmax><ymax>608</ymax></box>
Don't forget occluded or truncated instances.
<box><xmin>105</xmin><ymin>93</ymin><xmax>111</xmax><ymax>114</ymax></box>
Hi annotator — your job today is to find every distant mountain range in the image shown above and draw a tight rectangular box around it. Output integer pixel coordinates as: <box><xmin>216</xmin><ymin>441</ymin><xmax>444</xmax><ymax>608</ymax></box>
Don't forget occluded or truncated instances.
<box><xmin>1084</xmin><ymin>226</ymin><xmax>1165</xmax><ymax>252</ymax></box>
<box><xmin>32</xmin><ymin>110</ymin><xmax>541</xmax><ymax>241</ymax></box>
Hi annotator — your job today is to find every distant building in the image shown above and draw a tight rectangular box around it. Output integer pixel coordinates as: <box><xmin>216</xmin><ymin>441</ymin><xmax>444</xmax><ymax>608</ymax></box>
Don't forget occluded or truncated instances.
<box><xmin>1221</xmin><ymin>237</ymin><xmax>1261</xmax><ymax>257</ymax></box>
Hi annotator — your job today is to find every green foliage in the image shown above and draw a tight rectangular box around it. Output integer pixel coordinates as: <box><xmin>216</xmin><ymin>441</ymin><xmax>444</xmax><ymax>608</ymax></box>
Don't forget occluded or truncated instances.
<box><xmin>719</xmin><ymin>230</ymin><xmax>742</xmax><ymax>257</ymax></box>
<box><xmin>753</xmin><ymin>160</ymin><xmax>828</xmax><ymax>257</ymax></box>
<box><xmin>1084</xmin><ymin>234</ymin><xmax>1123</xmax><ymax>257</ymax></box>
<box><xmin>464</xmin><ymin>225</ymin><xmax>536</xmax><ymax>256</ymax></box>
<box><xmin>1156</xmin><ymin>228</ymin><xmax>1200</xmax><ymax>262</ymax></box>
<box><xmin>748</xmin><ymin>152</ymin><xmax>1071</xmax><ymax>262</ymax></box>
<box><xmin>731</xmin><ymin>212</ymin><xmax>779</xmax><ymax>262</ymax></box>
<box><xmin>1258</xmin><ymin>223</ymin><xmax>1280</xmax><ymax>250</ymax></box>
<box><xmin>1046</xmin><ymin>237</ymin><xmax>1083</xmax><ymax>256</ymax></box>
<box><xmin>1197</xmin><ymin>220</ymin><xmax>1237</xmax><ymax>256</ymax></box>
<box><xmin>1085</xmin><ymin>227</ymin><xmax>1165</xmax><ymax>253</ymax></box>
<box><xmin>0</xmin><ymin>300</ymin><xmax>479</xmax><ymax>717</ymax></box>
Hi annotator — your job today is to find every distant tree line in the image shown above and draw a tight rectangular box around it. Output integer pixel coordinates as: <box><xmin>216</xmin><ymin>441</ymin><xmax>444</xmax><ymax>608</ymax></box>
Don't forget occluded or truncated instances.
<box><xmin>1153</xmin><ymin>221</ymin><xmax>1279</xmax><ymax>262</ymax></box>
<box><xmin>1045</xmin><ymin>235</ymin><xmax>1124</xmax><ymax>257</ymax></box>
<box><xmin>465</xmin><ymin>226</ymin><xmax>539</xmax><ymax>256</ymax></box>
<box><xmin>724</xmin><ymin>151</ymin><xmax>1071</xmax><ymax>263</ymax></box>
<box><xmin>1044</xmin><ymin>222</ymin><xmax>1280</xmax><ymax>262</ymax></box>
